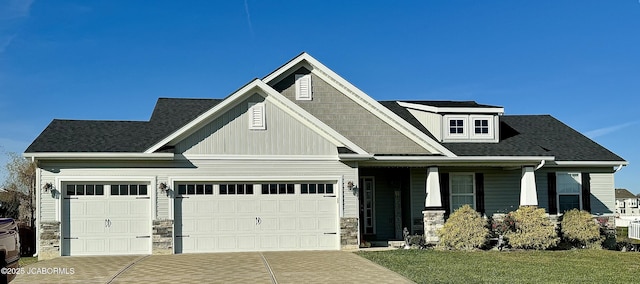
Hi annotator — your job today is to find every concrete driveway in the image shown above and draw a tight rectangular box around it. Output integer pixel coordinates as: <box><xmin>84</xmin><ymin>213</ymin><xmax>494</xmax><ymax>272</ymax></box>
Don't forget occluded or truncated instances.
<box><xmin>12</xmin><ymin>251</ymin><xmax>414</xmax><ymax>284</ymax></box>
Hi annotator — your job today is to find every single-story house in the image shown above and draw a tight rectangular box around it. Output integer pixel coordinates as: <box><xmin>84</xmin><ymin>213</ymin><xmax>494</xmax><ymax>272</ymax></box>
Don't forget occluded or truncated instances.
<box><xmin>25</xmin><ymin>53</ymin><xmax>626</xmax><ymax>259</ymax></box>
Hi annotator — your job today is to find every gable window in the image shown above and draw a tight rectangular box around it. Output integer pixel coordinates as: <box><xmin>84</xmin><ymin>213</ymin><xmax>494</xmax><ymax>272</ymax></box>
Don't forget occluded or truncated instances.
<box><xmin>450</xmin><ymin>173</ymin><xmax>475</xmax><ymax>211</ymax></box>
<box><xmin>556</xmin><ymin>173</ymin><xmax>582</xmax><ymax>212</ymax></box>
<box><xmin>295</xmin><ymin>74</ymin><xmax>312</xmax><ymax>100</ymax></box>
<box><xmin>248</xmin><ymin>102</ymin><xmax>266</xmax><ymax>130</ymax></box>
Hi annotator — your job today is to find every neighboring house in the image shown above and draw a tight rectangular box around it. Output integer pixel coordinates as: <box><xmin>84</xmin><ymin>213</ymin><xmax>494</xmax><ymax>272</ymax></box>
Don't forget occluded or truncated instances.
<box><xmin>25</xmin><ymin>53</ymin><xmax>626</xmax><ymax>259</ymax></box>
<box><xmin>615</xmin><ymin>188</ymin><xmax>640</xmax><ymax>226</ymax></box>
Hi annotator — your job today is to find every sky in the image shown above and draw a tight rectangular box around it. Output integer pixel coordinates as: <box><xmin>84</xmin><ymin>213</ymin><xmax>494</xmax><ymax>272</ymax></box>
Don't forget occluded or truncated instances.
<box><xmin>0</xmin><ymin>0</ymin><xmax>639</xmax><ymax>193</ymax></box>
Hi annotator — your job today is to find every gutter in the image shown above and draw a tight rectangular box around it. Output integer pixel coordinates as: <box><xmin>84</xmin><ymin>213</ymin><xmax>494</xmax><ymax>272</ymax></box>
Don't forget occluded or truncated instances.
<box><xmin>24</xmin><ymin>152</ymin><xmax>175</xmax><ymax>161</ymax></box>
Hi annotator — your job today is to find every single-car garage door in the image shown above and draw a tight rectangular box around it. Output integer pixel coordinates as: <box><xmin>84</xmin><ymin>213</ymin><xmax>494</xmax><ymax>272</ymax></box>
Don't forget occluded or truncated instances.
<box><xmin>175</xmin><ymin>182</ymin><xmax>338</xmax><ymax>253</ymax></box>
<box><xmin>62</xmin><ymin>183</ymin><xmax>151</xmax><ymax>256</ymax></box>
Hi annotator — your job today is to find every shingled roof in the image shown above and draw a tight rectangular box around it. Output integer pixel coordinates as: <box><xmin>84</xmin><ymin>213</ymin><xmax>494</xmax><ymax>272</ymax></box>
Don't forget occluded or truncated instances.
<box><xmin>399</xmin><ymin>100</ymin><xmax>502</xmax><ymax>108</ymax></box>
<box><xmin>380</xmin><ymin>101</ymin><xmax>625</xmax><ymax>162</ymax></box>
<box><xmin>25</xmin><ymin>98</ymin><xmax>222</xmax><ymax>153</ymax></box>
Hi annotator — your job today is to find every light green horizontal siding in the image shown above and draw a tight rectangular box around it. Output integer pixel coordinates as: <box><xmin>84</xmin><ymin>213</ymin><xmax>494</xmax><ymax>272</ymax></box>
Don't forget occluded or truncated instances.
<box><xmin>176</xmin><ymin>93</ymin><xmax>337</xmax><ymax>156</ymax></box>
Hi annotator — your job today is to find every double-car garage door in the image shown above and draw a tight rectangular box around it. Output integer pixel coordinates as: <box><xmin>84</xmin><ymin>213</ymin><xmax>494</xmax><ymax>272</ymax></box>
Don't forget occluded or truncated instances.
<box><xmin>175</xmin><ymin>182</ymin><xmax>339</xmax><ymax>253</ymax></box>
<box><xmin>62</xmin><ymin>180</ymin><xmax>339</xmax><ymax>255</ymax></box>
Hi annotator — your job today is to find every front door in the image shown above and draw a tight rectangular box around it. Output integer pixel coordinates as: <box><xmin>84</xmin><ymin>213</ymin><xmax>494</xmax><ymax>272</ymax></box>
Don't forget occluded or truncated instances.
<box><xmin>359</xmin><ymin>177</ymin><xmax>375</xmax><ymax>236</ymax></box>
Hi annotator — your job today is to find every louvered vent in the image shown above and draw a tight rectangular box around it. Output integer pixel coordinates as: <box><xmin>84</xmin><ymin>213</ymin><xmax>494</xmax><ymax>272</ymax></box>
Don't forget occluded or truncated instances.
<box><xmin>248</xmin><ymin>102</ymin><xmax>266</xmax><ymax>130</ymax></box>
<box><xmin>295</xmin><ymin>74</ymin><xmax>312</xmax><ymax>100</ymax></box>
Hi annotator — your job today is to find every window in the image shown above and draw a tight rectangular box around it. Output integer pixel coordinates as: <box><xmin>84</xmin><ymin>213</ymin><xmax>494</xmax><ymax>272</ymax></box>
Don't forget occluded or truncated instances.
<box><xmin>220</xmin><ymin>184</ymin><xmax>254</xmax><ymax>195</ymax></box>
<box><xmin>261</xmin><ymin>184</ymin><xmax>294</xmax><ymax>194</ymax></box>
<box><xmin>301</xmin><ymin>183</ymin><xmax>334</xmax><ymax>194</ymax></box>
<box><xmin>474</xmin><ymin>119</ymin><xmax>489</xmax><ymax>134</ymax></box>
<box><xmin>110</xmin><ymin>184</ymin><xmax>148</xmax><ymax>196</ymax></box>
<box><xmin>248</xmin><ymin>102</ymin><xmax>266</xmax><ymax>130</ymax></box>
<box><xmin>449</xmin><ymin>119</ymin><xmax>464</xmax><ymax>134</ymax></box>
<box><xmin>556</xmin><ymin>173</ymin><xmax>582</xmax><ymax>212</ymax></box>
<box><xmin>177</xmin><ymin>183</ymin><xmax>214</xmax><ymax>195</ymax></box>
<box><xmin>66</xmin><ymin>184</ymin><xmax>105</xmax><ymax>196</ymax></box>
<box><xmin>450</xmin><ymin>173</ymin><xmax>475</xmax><ymax>211</ymax></box>
<box><xmin>295</xmin><ymin>74</ymin><xmax>312</xmax><ymax>100</ymax></box>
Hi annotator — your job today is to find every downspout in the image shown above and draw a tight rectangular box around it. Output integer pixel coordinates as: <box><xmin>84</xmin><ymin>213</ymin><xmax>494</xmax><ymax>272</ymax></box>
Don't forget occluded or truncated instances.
<box><xmin>534</xmin><ymin>159</ymin><xmax>546</xmax><ymax>171</ymax></box>
<box><xmin>615</xmin><ymin>164</ymin><xmax>625</xmax><ymax>172</ymax></box>
<box><xmin>33</xmin><ymin>158</ymin><xmax>39</xmax><ymax>258</ymax></box>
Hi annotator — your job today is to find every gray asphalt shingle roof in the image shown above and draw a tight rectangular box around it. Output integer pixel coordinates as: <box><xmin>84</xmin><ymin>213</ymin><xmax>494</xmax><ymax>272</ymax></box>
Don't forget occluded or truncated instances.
<box><xmin>399</xmin><ymin>100</ymin><xmax>502</xmax><ymax>108</ymax></box>
<box><xmin>25</xmin><ymin>98</ymin><xmax>221</xmax><ymax>153</ymax></box>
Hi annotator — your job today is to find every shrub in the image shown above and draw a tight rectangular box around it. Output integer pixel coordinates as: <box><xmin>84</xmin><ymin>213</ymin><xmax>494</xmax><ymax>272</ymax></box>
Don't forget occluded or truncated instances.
<box><xmin>560</xmin><ymin>209</ymin><xmax>602</xmax><ymax>249</ymax></box>
<box><xmin>437</xmin><ymin>205</ymin><xmax>489</xmax><ymax>250</ymax></box>
<box><xmin>506</xmin><ymin>206</ymin><xmax>559</xmax><ymax>250</ymax></box>
<box><xmin>407</xmin><ymin>234</ymin><xmax>426</xmax><ymax>248</ymax></box>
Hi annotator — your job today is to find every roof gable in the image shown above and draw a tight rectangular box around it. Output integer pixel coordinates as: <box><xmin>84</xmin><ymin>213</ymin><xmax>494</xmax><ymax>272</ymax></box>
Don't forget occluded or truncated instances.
<box><xmin>145</xmin><ymin>79</ymin><xmax>368</xmax><ymax>155</ymax></box>
<box><xmin>263</xmin><ymin>52</ymin><xmax>455</xmax><ymax>157</ymax></box>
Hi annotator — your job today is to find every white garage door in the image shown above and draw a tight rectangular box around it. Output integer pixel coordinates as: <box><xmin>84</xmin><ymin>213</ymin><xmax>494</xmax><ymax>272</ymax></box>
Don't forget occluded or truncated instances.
<box><xmin>175</xmin><ymin>182</ymin><xmax>339</xmax><ymax>253</ymax></box>
<box><xmin>62</xmin><ymin>183</ymin><xmax>151</xmax><ymax>256</ymax></box>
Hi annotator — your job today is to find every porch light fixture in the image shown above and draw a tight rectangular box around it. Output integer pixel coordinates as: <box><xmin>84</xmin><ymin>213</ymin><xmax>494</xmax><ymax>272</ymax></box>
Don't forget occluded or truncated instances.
<box><xmin>159</xmin><ymin>182</ymin><xmax>170</xmax><ymax>194</ymax></box>
<box><xmin>42</xmin><ymin>182</ymin><xmax>54</xmax><ymax>193</ymax></box>
<box><xmin>347</xmin><ymin>181</ymin><xmax>358</xmax><ymax>193</ymax></box>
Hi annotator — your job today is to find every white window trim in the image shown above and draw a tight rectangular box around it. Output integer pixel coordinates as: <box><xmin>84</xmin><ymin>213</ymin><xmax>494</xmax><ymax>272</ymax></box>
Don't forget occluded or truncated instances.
<box><xmin>248</xmin><ymin>102</ymin><xmax>266</xmax><ymax>130</ymax></box>
<box><xmin>295</xmin><ymin>73</ymin><xmax>312</xmax><ymax>100</ymax></box>
<box><xmin>470</xmin><ymin>115</ymin><xmax>494</xmax><ymax>139</ymax></box>
<box><xmin>449</xmin><ymin>172</ymin><xmax>476</xmax><ymax>212</ymax></box>
<box><xmin>556</xmin><ymin>172</ymin><xmax>582</xmax><ymax>213</ymax></box>
<box><xmin>443</xmin><ymin>115</ymin><xmax>469</xmax><ymax>140</ymax></box>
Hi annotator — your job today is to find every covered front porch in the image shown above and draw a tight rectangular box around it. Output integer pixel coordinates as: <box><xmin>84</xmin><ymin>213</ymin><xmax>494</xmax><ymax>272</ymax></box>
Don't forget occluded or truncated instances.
<box><xmin>357</xmin><ymin>158</ymin><xmax>550</xmax><ymax>245</ymax></box>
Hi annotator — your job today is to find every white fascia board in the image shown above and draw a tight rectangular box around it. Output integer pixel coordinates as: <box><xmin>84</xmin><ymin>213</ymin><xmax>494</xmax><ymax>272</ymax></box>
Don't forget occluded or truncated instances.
<box><xmin>24</xmin><ymin>152</ymin><xmax>174</xmax><ymax>160</ymax></box>
<box><xmin>553</xmin><ymin>161</ymin><xmax>629</xmax><ymax>167</ymax></box>
<box><xmin>398</xmin><ymin>101</ymin><xmax>505</xmax><ymax>114</ymax></box>
<box><xmin>373</xmin><ymin>156</ymin><xmax>555</xmax><ymax>163</ymax></box>
<box><xmin>337</xmin><ymin>154</ymin><xmax>375</xmax><ymax>161</ymax></box>
<box><xmin>181</xmin><ymin>154</ymin><xmax>339</xmax><ymax>161</ymax></box>
<box><xmin>262</xmin><ymin>53</ymin><xmax>456</xmax><ymax>157</ymax></box>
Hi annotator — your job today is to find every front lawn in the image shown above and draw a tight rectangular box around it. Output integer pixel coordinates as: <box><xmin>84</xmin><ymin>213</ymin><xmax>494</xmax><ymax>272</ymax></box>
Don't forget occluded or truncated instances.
<box><xmin>358</xmin><ymin>249</ymin><xmax>640</xmax><ymax>283</ymax></box>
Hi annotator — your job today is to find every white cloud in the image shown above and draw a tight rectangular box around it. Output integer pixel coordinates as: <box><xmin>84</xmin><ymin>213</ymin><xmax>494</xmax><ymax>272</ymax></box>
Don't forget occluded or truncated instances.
<box><xmin>0</xmin><ymin>0</ymin><xmax>34</xmax><ymax>20</ymax></box>
<box><xmin>585</xmin><ymin>122</ymin><xmax>637</xmax><ymax>139</ymax></box>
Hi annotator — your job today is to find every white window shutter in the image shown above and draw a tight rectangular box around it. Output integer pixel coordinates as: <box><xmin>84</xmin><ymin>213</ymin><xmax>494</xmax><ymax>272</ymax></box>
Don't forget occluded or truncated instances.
<box><xmin>248</xmin><ymin>102</ymin><xmax>266</xmax><ymax>130</ymax></box>
<box><xmin>295</xmin><ymin>74</ymin><xmax>312</xmax><ymax>100</ymax></box>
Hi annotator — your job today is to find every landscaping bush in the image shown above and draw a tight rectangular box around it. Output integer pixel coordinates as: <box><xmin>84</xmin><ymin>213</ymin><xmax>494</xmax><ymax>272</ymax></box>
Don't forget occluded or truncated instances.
<box><xmin>560</xmin><ymin>209</ymin><xmax>602</xmax><ymax>249</ymax></box>
<box><xmin>506</xmin><ymin>206</ymin><xmax>559</xmax><ymax>250</ymax></box>
<box><xmin>437</xmin><ymin>205</ymin><xmax>489</xmax><ymax>250</ymax></box>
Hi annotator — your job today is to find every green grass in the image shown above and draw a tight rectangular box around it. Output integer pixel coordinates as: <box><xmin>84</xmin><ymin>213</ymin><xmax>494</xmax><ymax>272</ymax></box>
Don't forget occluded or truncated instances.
<box><xmin>358</xmin><ymin>249</ymin><xmax>640</xmax><ymax>283</ymax></box>
<box><xmin>19</xmin><ymin>257</ymin><xmax>38</xmax><ymax>267</ymax></box>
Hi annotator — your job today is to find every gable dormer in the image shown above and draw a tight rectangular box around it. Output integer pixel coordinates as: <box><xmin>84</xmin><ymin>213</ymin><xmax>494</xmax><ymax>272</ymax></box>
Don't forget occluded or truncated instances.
<box><xmin>398</xmin><ymin>101</ymin><xmax>504</xmax><ymax>143</ymax></box>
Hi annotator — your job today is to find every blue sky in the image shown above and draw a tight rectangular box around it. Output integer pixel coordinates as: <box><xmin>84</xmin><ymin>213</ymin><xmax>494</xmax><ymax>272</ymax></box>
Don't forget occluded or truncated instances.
<box><xmin>1</xmin><ymin>1</ymin><xmax>639</xmax><ymax>193</ymax></box>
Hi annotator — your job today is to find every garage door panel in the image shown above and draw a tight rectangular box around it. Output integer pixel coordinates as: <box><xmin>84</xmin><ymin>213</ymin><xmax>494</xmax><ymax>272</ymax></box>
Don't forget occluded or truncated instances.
<box><xmin>84</xmin><ymin>220</ymin><xmax>107</xmax><ymax>234</ymax></box>
<box><xmin>196</xmin><ymin>237</ymin><xmax>217</xmax><ymax>250</ymax></box>
<box><xmin>238</xmin><ymin>236</ymin><xmax>256</xmax><ymax>249</ymax></box>
<box><xmin>300</xmin><ymin>235</ymin><xmax>318</xmax><ymax>248</ymax></box>
<box><xmin>279</xmin><ymin>217</ymin><xmax>296</xmax><ymax>230</ymax></box>
<box><xmin>318</xmin><ymin>217</ymin><xmax>337</xmax><ymax>230</ymax></box>
<box><xmin>299</xmin><ymin>200</ymin><xmax>317</xmax><ymax>212</ymax></box>
<box><xmin>219</xmin><ymin>200</ymin><xmax>236</xmax><ymax>213</ymax></box>
<box><xmin>278</xmin><ymin>200</ymin><xmax>296</xmax><ymax>213</ymax></box>
<box><xmin>218</xmin><ymin>236</ymin><xmax>237</xmax><ymax>249</ymax></box>
<box><xmin>237</xmin><ymin>200</ymin><xmax>257</xmax><ymax>213</ymax></box>
<box><xmin>217</xmin><ymin>218</ymin><xmax>237</xmax><ymax>231</ymax></box>
<box><xmin>237</xmin><ymin>218</ymin><xmax>255</xmax><ymax>231</ymax></box>
<box><xmin>260</xmin><ymin>200</ymin><xmax>277</xmax><ymax>213</ymax></box>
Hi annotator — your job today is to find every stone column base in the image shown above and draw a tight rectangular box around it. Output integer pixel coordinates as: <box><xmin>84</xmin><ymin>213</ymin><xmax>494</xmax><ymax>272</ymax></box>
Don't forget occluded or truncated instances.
<box><xmin>340</xmin><ymin>217</ymin><xmax>359</xmax><ymax>250</ymax></box>
<box><xmin>152</xmin><ymin>220</ymin><xmax>174</xmax><ymax>255</ymax></box>
<box><xmin>39</xmin><ymin>221</ymin><xmax>61</xmax><ymax>261</ymax></box>
<box><xmin>423</xmin><ymin>210</ymin><xmax>445</xmax><ymax>244</ymax></box>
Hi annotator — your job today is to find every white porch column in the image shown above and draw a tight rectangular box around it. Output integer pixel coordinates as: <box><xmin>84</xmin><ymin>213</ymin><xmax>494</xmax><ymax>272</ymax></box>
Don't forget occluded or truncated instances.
<box><xmin>520</xmin><ymin>166</ymin><xmax>538</xmax><ymax>206</ymax></box>
<box><xmin>425</xmin><ymin>167</ymin><xmax>442</xmax><ymax>208</ymax></box>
